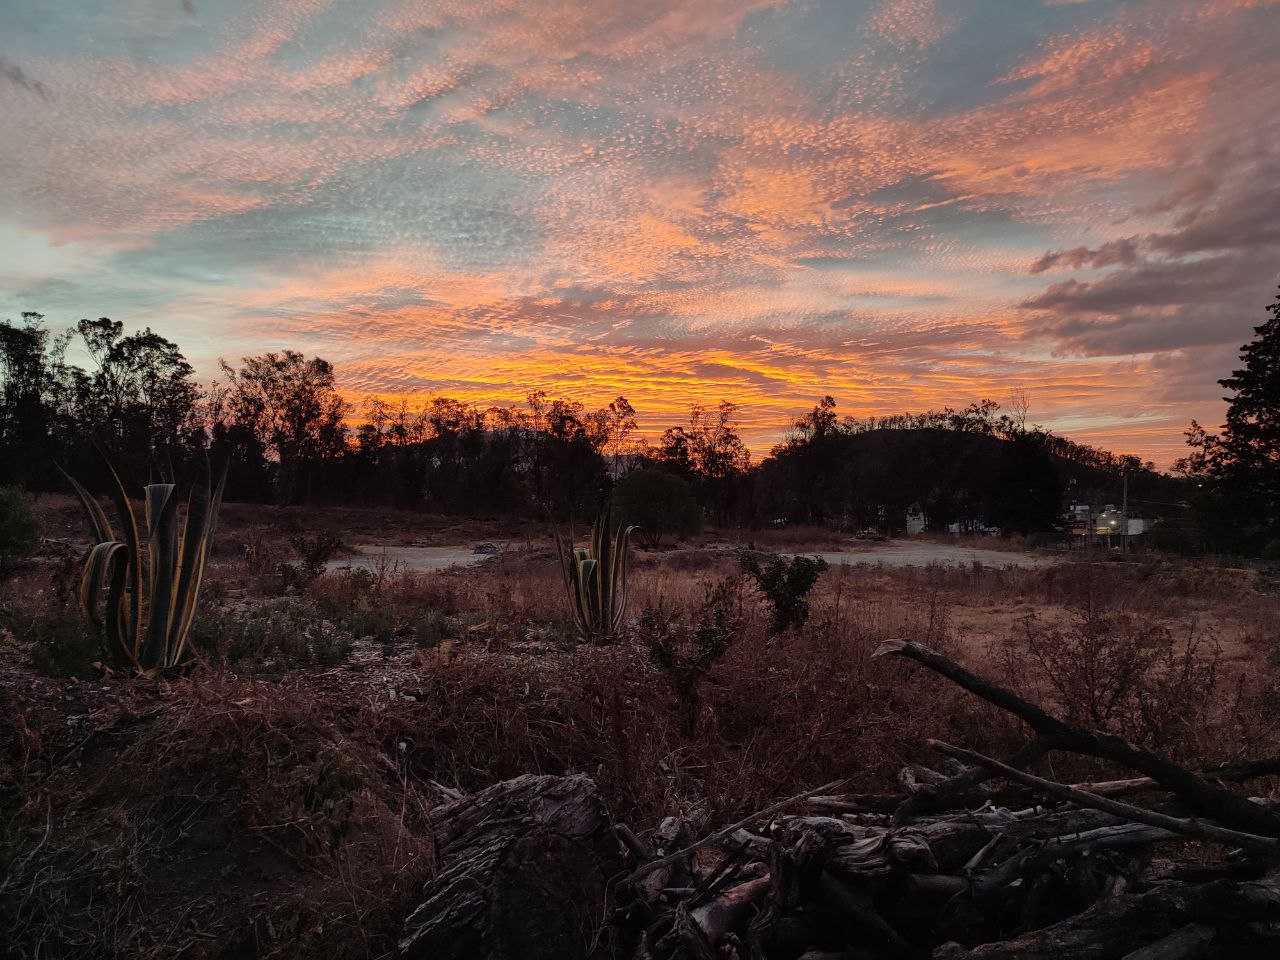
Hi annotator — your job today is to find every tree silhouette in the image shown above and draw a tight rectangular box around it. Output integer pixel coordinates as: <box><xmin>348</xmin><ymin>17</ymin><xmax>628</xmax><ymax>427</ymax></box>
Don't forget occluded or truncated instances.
<box><xmin>0</xmin><ymin>312</ymin><xmax>69</xmax><ymax>488</ymax></box>
<box><xmin>68</xmin><ymin>318</ymin><xmax>202</xmax><ymax>483</ymax></box>
<box><xmin>1181</xmin><ymin>286</ymin><xmax>1280</xmax><ymax>554</ymax></box>
<box><xmin>212</xmin><ymin>351</ymin><xmax>349</xmax><ymax>504</ymax></box>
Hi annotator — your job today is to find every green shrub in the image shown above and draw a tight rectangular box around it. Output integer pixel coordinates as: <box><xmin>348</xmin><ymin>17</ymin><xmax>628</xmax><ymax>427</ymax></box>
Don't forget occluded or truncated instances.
<box><xmin>738</xmin><ymin>551</ymin><xmax>828</xmax><ymax>633</ymax></box>
<box><xmin>412</xmin><ymin>610</ymin><xmax>457</xmax><ymax>648</ymax></box>
<box><xmin>190</xmin><ymin>599</ymin><xmax>353</xmax><ymax>666</ymax></box>
<box><xmin>341</xmin><ymin>605</ymin><xmax>395</xmax><ymax>643</ymax></box>
<box><xmin>284</xmin><ymin>532</ymin><xmax>344</xmax><ymax>586</ymax></box>
<box><xmin>610</xmin><ymin>469</ymin><xmax>702</xmax><ymax>548</ymax></box>
<box><xmin>0</xmin><ymin>486</ymin><xmax>40</xmax><ymax>572</ymax></box>
<box><xmin>643</xmin><ymin>577</ymin><xmax>742</xmax><ymax>735</ymax></box>
<box><xmin>296</xmin><ymin>749</ymin><xmax>363</xmax><ymax>853</ymax></box>
<box><xmin>24</xmin><ymin>610</ymin><xmax>102</xmax><ymax>678</ymax></box>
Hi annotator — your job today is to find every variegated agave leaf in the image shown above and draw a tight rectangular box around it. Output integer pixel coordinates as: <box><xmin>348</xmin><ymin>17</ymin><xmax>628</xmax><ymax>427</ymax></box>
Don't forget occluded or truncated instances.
<box><xmin>552</xmin><ymin>506</ymin><xmax>639</xmax><ymax>644</ymax></box>
<box><xmin>168</xmin><ymin>459</ymin><xmax>227</xmax><ymax>664</ymax></box>
<box><xmin>63</xmin><ymin>453</ymin><xmax>228</xmax><ymax>674</ymax></box>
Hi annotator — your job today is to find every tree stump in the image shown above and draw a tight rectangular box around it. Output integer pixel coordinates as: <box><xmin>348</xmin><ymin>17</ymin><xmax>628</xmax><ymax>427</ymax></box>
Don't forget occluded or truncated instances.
<box><xmin>400</xmin><ymin>773</ymin><xmax>623</xmax><ymax>960</ymax></box>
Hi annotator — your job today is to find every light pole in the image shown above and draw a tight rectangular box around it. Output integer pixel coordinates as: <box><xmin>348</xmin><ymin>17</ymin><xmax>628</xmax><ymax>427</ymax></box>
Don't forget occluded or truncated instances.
<box><xmin>1121</xmin><ymin>471</ymin><xmax>1129</xmax><ymax>554</ymax></box>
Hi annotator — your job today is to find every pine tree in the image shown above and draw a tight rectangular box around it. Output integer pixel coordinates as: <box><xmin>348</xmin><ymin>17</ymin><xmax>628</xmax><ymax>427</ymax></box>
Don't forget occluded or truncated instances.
<box><xmin>1217</xmin><ymin>288</ymin><xmax>1280</xmax><ymax>495</ymax></box>
<box><xmin>1185</xmin><ymin>286</ymin><xmax>1280</xmax><ymax>554</ymax></box>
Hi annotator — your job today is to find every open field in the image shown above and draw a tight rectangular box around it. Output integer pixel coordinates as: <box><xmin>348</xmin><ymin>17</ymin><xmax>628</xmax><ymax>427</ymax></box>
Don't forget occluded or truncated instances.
<box><xmin>789</xmin><ymin>539</ymin><xmax>1051</xmax><ymax>570</ymax></box>
<box><xmin>328</xmin><ymin>544</ymin><xmax>496</xmax><ymax>573</ymax></box>
<box><xmin>3</xmin><ymin>498</ymin><xmax>1280</xmax><ymax>958</ymax></box>
<box><xmin>331</xmin><ymin>536</ymin><xmax>1052</xmax><ymax>575</ymax></box>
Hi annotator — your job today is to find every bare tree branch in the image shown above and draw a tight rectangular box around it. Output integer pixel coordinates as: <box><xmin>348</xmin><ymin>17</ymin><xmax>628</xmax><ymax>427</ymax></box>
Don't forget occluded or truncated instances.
<box><xmin>873</xmin><ymin>639</ymin><xmax>1280</xmax><ymax>839</ymax></box>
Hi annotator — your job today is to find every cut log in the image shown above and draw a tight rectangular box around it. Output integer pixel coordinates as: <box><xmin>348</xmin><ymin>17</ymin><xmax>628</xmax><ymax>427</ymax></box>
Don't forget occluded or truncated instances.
<box><xmin>400</xmin><ymin>773</ymin><xmax>622</xmax><ymax>960</ymax></box>
<box><xmin>689</xmin><ymin>874</ymin><xmax>772</xmax><ymax>943</ymax></box>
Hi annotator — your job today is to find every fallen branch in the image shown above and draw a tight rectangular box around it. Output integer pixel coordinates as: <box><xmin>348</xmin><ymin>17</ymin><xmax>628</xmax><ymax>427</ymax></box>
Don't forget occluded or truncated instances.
<box><xmin>629</xmin><ymin>779</ymin><xmax>846</xmax><ymax>883</ymax></box>
<box><xmin>928</xmin><ymin>740</ymin><xmax>1280</xmax><ymax>855</ymax></box>
<box><xmin>873</xmin><ymin>639</ymin><xmax>1280</xmax><ymax>839</ymax></box>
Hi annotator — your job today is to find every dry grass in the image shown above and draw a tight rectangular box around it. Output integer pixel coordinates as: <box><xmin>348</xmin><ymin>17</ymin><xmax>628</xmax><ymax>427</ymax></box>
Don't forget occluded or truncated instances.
<box><xmin>4</xmin><ymin>504</ymin><xmax>1280</xmax><ymax>958</ymax></box>
<box><xmin>0</xmin><ymin>672</ymin><xmax>436</xmax><ymax>959</ymax></box>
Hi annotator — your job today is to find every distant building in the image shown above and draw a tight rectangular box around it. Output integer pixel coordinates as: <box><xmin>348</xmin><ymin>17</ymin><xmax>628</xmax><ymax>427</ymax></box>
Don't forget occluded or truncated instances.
<box><xmin>1068</xmin><ymin>501</ymin><xmax>1146</xmax><ymax>546</ymax></box>
<box><xmin>906</xmin><ymin>507</ymin><xmax>927</xmax><ymax>534</ymax></box>
<box><xmin>946</xmin><ymin>520</ymin><xmax>1001</xmax><ymax>536</ymax></box>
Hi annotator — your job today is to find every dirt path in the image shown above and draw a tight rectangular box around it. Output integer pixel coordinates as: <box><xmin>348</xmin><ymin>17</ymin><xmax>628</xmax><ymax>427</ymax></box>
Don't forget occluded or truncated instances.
<box><xmin>787</xmin><ymin>539</ymin><xmax>1051</xmax><ymax>569</ymax></box>
<box><xmin>329</xmin><ymin>538</ymin><xmax>1051</xmax><ymax>574</ymax></box>
<box><xmin>327</xmin><ymin>545</ymin><xmax>492</xmax><ymax>573</ymax></box>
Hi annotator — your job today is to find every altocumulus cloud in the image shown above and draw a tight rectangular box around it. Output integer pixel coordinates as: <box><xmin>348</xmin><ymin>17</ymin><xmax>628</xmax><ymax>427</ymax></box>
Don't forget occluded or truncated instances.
<box><xmin>0</xmin><ymin>0</ymin><xmax>1278</xmax><ymax>465</ymax></box>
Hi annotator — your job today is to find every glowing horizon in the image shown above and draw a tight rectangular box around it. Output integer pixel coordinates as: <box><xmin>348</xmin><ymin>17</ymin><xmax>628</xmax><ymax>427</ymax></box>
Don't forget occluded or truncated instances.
<box><xmin>3</xmin><ymin>0</ymin><xmax>1279</xmax><ymax>466</ymax></box>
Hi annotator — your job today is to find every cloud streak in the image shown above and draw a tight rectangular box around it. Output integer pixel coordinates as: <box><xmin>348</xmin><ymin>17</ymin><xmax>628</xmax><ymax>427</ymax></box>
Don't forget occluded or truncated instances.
<box><xmin>1</xmin><ymin>0</ymin><xmax>1278</xmax><ymax>466</ymax></box>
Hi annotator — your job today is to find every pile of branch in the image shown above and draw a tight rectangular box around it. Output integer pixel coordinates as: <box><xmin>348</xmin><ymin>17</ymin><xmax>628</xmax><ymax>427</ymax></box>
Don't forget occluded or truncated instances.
<box><xmin>401</xmin><ymin>641</ymin><xmax>1280</xmax><ymax>959</ymax></box>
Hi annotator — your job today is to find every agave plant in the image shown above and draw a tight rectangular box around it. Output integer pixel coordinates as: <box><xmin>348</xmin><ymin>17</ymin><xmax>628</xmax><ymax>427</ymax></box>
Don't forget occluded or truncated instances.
<box><xmin>62</xmin><ymin>456</ymin><xmax>227</xmax><ymax>675</ymax></box>
<box><xmin>553</xmin><ymin>506</ymin><xmax>638</xmax><ymax>643</ymax></box>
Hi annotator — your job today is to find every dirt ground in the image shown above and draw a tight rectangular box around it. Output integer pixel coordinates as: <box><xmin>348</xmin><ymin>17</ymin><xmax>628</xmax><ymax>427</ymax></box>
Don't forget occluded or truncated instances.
<box><xmin>5</xmin><ymin>497</ymin><xmax>1280</xmax><ymax>959</ymax></box>
<box><xmin>791</xmin><ymin>539</ymin><xmax>1051</xmax><ymax>569</ymax></box>
<box><xmin>328</xmin><ymin>536</ymin><xmax>1051</xmax><ymax>574</ymax></box>
<box><xmin>327</xmin><ymin>544</ymin><xmax>497</xmax><ymax>573</ymax></box>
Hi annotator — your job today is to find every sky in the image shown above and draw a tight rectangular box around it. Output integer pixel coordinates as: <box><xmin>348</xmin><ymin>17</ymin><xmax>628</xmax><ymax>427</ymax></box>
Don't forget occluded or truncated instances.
<box><xmin>2</xmin><ymin>0</ymin><xmax>1278</xmax><ymax>466</ymax></box>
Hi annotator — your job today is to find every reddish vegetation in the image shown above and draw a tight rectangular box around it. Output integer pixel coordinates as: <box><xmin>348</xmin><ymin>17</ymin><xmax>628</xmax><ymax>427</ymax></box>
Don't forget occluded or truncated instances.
<box><xmin>3</xmin><ymin>500</ymin><xmax>1279</xmax><ymax>957</ymax></box>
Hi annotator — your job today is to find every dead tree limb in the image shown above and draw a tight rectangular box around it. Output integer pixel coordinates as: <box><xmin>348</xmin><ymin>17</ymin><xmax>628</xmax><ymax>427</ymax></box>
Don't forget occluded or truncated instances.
<box><xmin>873</xmin><ymin>639</ymin><xmax>1280</xmax><ymax>840</ymax></box>
<box><xmin>629</xmin><ymin>779</ymin><xmax>845</xmax><ymax>884</ymax></box>
<box><xmin>892</xmin><ymin>735</ymin><xmax>1059</xmax><ymax>824</ymax></box>
<box><xmin>928</xmin><ymin>740</ymin><xmax>1280</xmax><ymax>855</ymax></box>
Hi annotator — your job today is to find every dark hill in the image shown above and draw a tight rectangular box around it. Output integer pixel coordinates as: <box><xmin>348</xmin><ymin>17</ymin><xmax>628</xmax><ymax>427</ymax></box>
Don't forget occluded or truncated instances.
<box><xmin>754</xmin><ymin>427</ymin><xmax>1189</xmax><ymax>534</ymax></box>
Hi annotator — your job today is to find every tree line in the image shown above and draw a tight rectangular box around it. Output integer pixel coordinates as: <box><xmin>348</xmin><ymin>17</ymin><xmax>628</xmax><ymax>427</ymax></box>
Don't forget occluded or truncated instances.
<box><xmin>4</xmin><ymin>295</ymin><xmax>1278</xmax><ymax>553</ymax></box>
<box><xmin>0</xmin><ymin>313</ymin><xmax>748</xmax><ymax>520</ymax></box>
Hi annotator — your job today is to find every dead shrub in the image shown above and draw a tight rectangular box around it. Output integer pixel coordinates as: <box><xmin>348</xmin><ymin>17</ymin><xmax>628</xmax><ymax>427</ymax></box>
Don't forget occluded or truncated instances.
<box><xmin>997</xmin><ymin>607</ymin><xmax>1234</xmax><ymax>760</ymax></box>
<box><xmin>1</xmin><ymin>672</ymin><xmax>436</xmax><ymax>960</ymax></box>
<box><xmin>643</xmin><ymin>576</ymin><xmax>743</xmax><ymax>736</ymax></box>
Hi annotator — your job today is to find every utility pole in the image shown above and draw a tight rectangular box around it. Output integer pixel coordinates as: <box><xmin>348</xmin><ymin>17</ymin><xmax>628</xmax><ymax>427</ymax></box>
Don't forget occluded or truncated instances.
<box><xmin>1120</xmin><ymin>471</ymin><xmax>1129</xmax><ymax>554</ymax></box>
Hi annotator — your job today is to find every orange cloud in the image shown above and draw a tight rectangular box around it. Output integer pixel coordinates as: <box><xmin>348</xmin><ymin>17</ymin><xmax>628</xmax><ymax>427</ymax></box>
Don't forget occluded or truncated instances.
<box><xmin>2</xmin><ymin>0</ymin><xmax>1275</xmax><ymax>469</ymax></box>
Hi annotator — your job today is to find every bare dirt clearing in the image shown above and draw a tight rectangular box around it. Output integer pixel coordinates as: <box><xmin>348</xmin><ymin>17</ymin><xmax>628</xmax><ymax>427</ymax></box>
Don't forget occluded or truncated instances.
<box><xmin>330</xmin><ymin>537</ymin><xmax>1052</xmax><ymax>574</ymax></box>
<box><xmin>327</xmin><ymin>543</ymin><xmax>497</xmax><ymax>573</ymax></box>
<box><xmin>790</xmin><ymin>538</ymin><xmax>1051</xmax><ymax>569</ymax></box>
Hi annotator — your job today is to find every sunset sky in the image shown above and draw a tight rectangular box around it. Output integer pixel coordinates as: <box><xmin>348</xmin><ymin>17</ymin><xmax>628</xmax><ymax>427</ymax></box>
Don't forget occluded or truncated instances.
<box><xmin>2</xmin><ymin>0</ymin><xmax>1278</xmax><ymax>465</ymax></box>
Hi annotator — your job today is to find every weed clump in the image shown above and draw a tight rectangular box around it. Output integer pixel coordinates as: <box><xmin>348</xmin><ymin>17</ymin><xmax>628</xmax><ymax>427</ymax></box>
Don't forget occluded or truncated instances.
<box><xmin>412</xmin><ymin>609</ymin><xmax>457</xmax><ymax>648</ymax></box>
<box><xmin>0</xmin><ymin>672</ymin><xmax>435</xmax><ymax>959</ymax></box>
<box><xmin>643</xmin><ymin>577</ymin><xmax>742</xmax><ymax>735</ymax></box>
<box><xmin>0</xmin><ymin>485</ymin><xmax>39</xmax><ymax>573</ymax></box>
<box><xmin>190</xmin><ymin>599</ymin><xmax>353</xmax><ymax>666</ymax></box>
<box><xmin>738</xmin><ymin>550</ymin><xmax>828</xmax><ymax>633</ymax></box>
<box><xmin>22</xmin><ymin>609</ymin><xmax>101</xmax><ymax>678</ymax></box>
<box><xmin>998</xmin><ymin>607</ymin><xmax>1232</xmax><ymax>759</ymax></box>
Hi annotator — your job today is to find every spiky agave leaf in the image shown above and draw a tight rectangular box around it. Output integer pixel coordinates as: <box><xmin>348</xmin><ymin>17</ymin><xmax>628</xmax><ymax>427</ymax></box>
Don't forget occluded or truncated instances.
<box><xmin>141</xmin><ymin>482</ymin><xmax>179</xmax><ymax>668</ymax></box>
<box><xmin>63</xmin><ymin>451</ymin><xmax>228</xmax><ymax>675</ymax></box>
<box><xmin>168</xmin><ymin>459</ymin><xmax>227</xmax><ymax>665</ymax></box>
<box><xmin>100</xmin><ymin>453</ymin><xmax>146</xmax><ymax>664</ymax></box>
<box><xmin>577</xmin><ymin>555</ymin><xmax>599</xmax><ymax>630</ymax></box>
<box><xmin>592</xmin><ymin>507</ymin><xmax>613</xmax><ymax>637</ymax></box>
<box><xmin>79</xmin><ymin>540</ymin><xmax>134</xmax><ymax>670</ymax></box>
<box><xmin>58</xmin><ymin>466</ymin><xmax>115</xmax><ymax>545</ymax></box>
<box><xmin>608</xmin><ymin>522</ymin><xmax>637</xmax><ymax>635</ymax></box>
<box><xmin>552</xmin><ymin>522</ymin><xmax>588</xmax><ymax>638</ymax></box>
<box><xmin>61</xmin><ymin>468</ymin><xmax>138</xmax><ymax>671</ymax></box>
